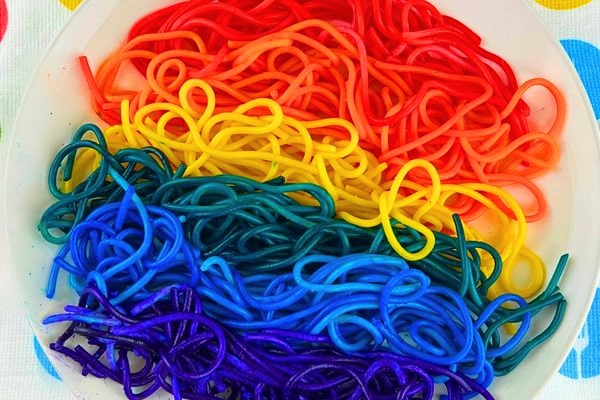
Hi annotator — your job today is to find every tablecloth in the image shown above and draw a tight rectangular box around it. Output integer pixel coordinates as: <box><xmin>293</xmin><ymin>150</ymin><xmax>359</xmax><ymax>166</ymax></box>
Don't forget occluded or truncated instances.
<box><xmin>0</xmin><ymin>0</ymin><xmax>599</xmax><ymax>399</ymax></box>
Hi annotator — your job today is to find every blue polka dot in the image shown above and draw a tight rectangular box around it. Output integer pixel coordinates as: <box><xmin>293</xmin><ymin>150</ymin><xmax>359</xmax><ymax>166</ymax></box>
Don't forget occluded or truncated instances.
<box><xmin>33</xmin><ymin>337</ymin><xmax>61</xmax><ymax>380</ymax></box>
<box><xmin>561</xmin><ymin>39</ymin><xmax>600</xmax><ymax>120</ymax></box>
<box><xmin>560</xmin><ymin>288</ymin><xmax>600</xmax><ymax>379</ymax></box>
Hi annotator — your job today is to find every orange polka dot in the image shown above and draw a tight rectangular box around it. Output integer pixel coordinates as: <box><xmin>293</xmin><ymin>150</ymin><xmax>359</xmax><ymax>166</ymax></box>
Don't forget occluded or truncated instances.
<box><xmin>59</xmin><ymin>0</ymin><xmax>83</xmax><ymax>11</ymax></box>
<box><xmin>534</xmin><ymin>0</ymin><xmax>591</xmax><ymax>10</ymax></box>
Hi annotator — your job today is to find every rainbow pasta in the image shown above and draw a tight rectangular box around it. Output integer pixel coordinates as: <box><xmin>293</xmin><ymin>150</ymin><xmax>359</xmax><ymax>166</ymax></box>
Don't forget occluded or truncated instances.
<box><xmin>38</xmin><ymin>0</ymin><xmax>571</xmax><ymax>398</ymax></box>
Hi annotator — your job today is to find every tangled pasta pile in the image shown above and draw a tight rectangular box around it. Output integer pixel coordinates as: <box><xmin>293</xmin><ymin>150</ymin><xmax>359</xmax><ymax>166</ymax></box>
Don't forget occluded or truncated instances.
<box><xmin>40</xmin><ymin>1</ymin><xmax>569</xmax><ymax>399</ymax></box>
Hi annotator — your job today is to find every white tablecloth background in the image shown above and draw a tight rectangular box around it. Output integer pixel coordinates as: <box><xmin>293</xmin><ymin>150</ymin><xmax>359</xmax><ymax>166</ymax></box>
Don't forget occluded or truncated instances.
<box><xmin>0</xmin><ymin>0</ymin><xmax>599</xmax><ymax>399</ymax></box>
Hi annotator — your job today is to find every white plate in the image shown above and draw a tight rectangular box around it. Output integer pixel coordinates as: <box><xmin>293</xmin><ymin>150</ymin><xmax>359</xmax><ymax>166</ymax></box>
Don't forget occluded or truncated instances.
<box><xmin>2</xmin><ymin>0</ymin><xmax>600</xmax><ymax>399</ymax></box>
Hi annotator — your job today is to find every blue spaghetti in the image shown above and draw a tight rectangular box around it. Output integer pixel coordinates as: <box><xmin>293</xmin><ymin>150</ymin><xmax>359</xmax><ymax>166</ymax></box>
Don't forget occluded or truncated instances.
<box><xmin>41</xmin><ymin>124</ymin><xmax>567</xmax><ymax>383</ymax></box>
